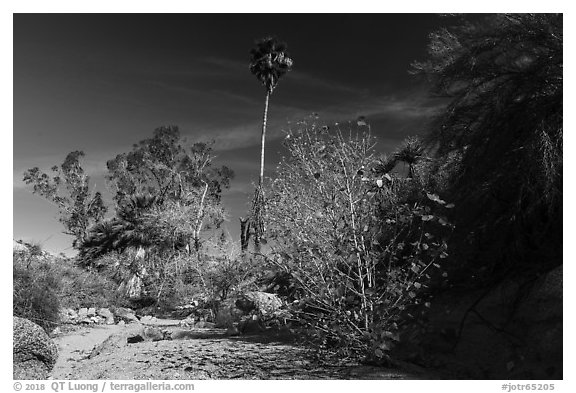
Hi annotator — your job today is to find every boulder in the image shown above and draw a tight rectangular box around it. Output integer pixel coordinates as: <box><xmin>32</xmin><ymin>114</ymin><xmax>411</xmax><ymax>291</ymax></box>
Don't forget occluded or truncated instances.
<box><xmin>13</xmin><ymin>317</ymin><xmax>58</xmax><ymax>379</ymax></box>
<box><xmin>97</xmin><ymin>308</ymin><xmax>115</xmax><ymax>325</ymax></box>
<box><xmin>87</xmin><ymin>307</ymin><xmax>96</xmax><ymax>317</ymax></box>
<box><xmin>78</xmin><ymin>308</ymin><xmax>88</xmax><ymax>320</ymax></box>
<box><xmin>215</xmin><ymin>291</ymin><xmax>283</xmax><ymax>328</ymax></box>
<box><xmin>235</xmin><ymin>291</ymin><xmax>283</xmax><ymax>315</ymax></box>
<box><xmin>139</xmin><ymin>315</ymin><xmax>157</xmax><ymax>324</ymax></box>
<box><xmin>114</xmin><ymin>307</ymin><xmax>139</xmax><ymax>323</ymax></box>
<box><xmin>142</xmin><ymin>327</ymin><xmax>164</xmax><ymax>341</ymax></box>
<box><xmin>179</xmin><ymin>316</ymin><xmax>195</xmax><ymax>328</ymax></box>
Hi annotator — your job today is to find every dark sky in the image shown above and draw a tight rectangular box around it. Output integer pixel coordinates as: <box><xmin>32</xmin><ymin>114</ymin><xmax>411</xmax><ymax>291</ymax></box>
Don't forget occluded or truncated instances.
<box><xmin>13</xmin><ymin>13</ymin><xmax>448</xmax><ymax>254</ymax></box>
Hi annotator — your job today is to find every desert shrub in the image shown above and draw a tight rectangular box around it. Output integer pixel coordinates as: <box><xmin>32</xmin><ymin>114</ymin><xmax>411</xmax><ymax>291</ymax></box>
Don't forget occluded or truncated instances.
<box><xmin>264</xmin><ymin>123</ymin><xmax>453</xmax><ymax>358</ymax></box>
<box><xmin>54</xmin><ymin>257</ymin><xmax>125</xmax><ymax>309</ymax></box>
<box><xmin>13</xmin><ymin>250</ymin><xmax>61</xmax><ymax>332</ymax></box>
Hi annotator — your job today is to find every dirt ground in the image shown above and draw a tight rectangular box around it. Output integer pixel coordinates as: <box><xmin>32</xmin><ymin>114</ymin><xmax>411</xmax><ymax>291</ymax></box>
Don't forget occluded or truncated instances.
<box><xmin>49</xmin><ymin>319</ymin><xmax>424</xmax><ymax>380</ymax></box>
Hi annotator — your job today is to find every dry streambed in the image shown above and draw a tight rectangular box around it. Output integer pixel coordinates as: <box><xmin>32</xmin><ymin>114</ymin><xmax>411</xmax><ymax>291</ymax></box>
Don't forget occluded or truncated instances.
<box><xmin>49</xmin><ymin>320</ymin><xmax>422</xmax><ymax>380</ymax></box>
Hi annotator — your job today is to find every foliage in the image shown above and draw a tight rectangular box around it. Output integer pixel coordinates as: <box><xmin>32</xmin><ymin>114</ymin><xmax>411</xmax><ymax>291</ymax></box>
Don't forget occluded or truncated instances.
<box><xmin>412</xmin><ymin>14</ymin><xmax>563</xmax><ymax>279</ymax></box>
<box><xmin>13</xmin><ymin>245</ymin><xmax>124</xmax><ymax>331</ymax></box>
<box><xmin>249</xmin><ymin>36</ymin><xmax>294</xmax><ymax>94</ymax></box>
<box><xmin>264</xmin><ymin>123</ymin><xmax>453</xmax><ymax>357</ymax></box>
<box><xmin>13</xmin><ymin>249</ymin><xmax>61</xmax><ymax>332</ymax></box>
<box><xmin>106</xmin><ymin>125</ymin><xmax>233</xmax><ymax>206</ymax></box>
<box><xmin>56</xmin><ymin>256</ymin><xmax>125</xmax><ymax>310</ymax></box>
<box><xmin>80</xmin><ymin>127</ymin><xmax>232</xmax><ymax>265</ymax></box>
<box><xmin>23</xmin><ymin>151</ymin><xmax>107</xmax><ymax>248</ymax></box>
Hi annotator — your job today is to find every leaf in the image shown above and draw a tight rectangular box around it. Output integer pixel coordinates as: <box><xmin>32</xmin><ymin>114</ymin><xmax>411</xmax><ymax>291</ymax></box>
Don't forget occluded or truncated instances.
<box><xmin>413</xmin><ymin>282</ymin><xmax>422</xmax><ymax>289</ymax></box>
<box><xmin>445</xmin><ymin>203</ymin><xmax>455</xmax><ymax>209</ymax></box>
<box><xmin>411</xmin><ymin>265</ymin><xmax>421</xmax><ymax>274</ymax></box>
<box><xmin>376</xmin><ymin>179</ymin><xmax>383</xmax><ymax>188</ymax></box>
<box><xmin>426</xmin><ymin>192</ymin><xmax>446</xmax><ymax>204</ymax></box>
<box><xmin>422</xmin><ymin>215</ymin><xmax>434</xmax><ymax>221</ymax></box>
<box><xmin>408</xmin><ymin>291</ymin><xmax>417</xmax><ymax>298</ymax></box>
<box><xmin>374</xmin><ymin>348</ymin><xmax>384</xmax><ymax>358</ymax></box>
<box><xmin>384</xmin><ymin>173</ymin><xmax>392</xmax><ymax>181</ymax></box>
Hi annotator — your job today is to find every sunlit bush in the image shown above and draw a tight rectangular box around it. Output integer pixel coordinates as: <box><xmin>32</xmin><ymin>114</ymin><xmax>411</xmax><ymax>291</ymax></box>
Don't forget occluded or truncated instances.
<box><xmin>264</xmin><ymin>122</ymin><xmax>453</xmax><ymax>358</ymax></box>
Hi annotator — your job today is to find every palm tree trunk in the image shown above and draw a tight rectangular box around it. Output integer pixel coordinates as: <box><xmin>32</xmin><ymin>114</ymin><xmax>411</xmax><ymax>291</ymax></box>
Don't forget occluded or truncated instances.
<box><xmin>259</xmin><ymin>91</ymin><xmax>270</xmax><ymax>186</ymax></box>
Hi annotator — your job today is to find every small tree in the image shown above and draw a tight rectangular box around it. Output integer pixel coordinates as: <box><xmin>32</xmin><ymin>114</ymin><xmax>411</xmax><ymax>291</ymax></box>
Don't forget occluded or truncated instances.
<box><xmin>23</xmin><ymin>151</ymin><xmax>107</xmax><ymax>248</ymax></box>
<box><xmin>265</xmin><ymin>122</ymin><xmax>452</xmax><ymax>356</ymax></box>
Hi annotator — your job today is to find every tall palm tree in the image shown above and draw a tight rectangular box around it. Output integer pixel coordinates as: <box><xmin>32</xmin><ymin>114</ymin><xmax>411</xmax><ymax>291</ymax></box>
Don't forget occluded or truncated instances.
<box><xmin>250</xmin><ymin>36</ymin><xmax>293</xmax><ymax>186</ymax></box>
<box><xmin>249</xmin><ymin>36</ymin><xmax>293</xmax><ymax>248</ymax></box>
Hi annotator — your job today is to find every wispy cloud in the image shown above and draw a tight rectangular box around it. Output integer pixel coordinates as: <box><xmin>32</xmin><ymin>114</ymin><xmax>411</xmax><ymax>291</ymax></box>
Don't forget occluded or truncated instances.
<box><xmin>190</xmin><ymin>90</ymin><xmax>445</xmax><ymax>152</ymax></box>
<box><xmin>201</xmin><ymin>56</ymin><xmax>367</xmax><ymax>97</ymax></box>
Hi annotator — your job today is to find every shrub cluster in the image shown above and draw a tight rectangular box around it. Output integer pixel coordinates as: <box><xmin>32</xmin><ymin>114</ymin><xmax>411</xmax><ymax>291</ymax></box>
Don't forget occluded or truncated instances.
<box><xmin>13</xmin><ymin>246</ymin><xmax>124</xmax><ymax>332</ymax></box>
<box><xmin>264</xmin><ymin>123</ymin><xmax>453</xmax><ymax>359</ymax></box>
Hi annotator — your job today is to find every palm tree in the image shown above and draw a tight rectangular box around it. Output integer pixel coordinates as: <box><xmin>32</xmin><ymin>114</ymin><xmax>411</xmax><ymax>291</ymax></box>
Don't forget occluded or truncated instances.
<box><xmin>249</xmin><ymin>36</ymin><xmax>293</xmax><ymax>248</ymax></box>
<box><xmin>393</xmin><ymin>136</ymin><xmax>425</xmax><ymax>179</ymax></box>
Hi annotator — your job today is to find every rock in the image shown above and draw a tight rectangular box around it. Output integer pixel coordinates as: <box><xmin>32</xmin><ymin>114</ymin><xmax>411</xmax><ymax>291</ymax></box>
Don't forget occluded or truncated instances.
<box><xmin>214</xmin><ymin>291</ymin><xmax>283</xmax><ymax>328</ymax></box>
<box><xmin>142</xmin><ymin>327</ymin><xmax>164</xmax><ymax>341</ymax></box>
<box><xmin>179</xmin><ymin>316</ymin><xmax>195</xmax><ymax>327</ymax></box>
<box><xmin>140</xmin><ymin>315</ymin><xmax>156</xmax><ymax>323</ymax></box>
<box><xmin>87</xmin><ymin>307</ymin><xmax>96</xmax><ymax>317</ymax></box>
<box><xmin>78</xmin><ymin>308</ymin><xmax>88</xmax><ymax>319</ymax></box>
<box><xmin>13</xmin><ymin>317</ymin><xmax>58</xmax><ymax>379</ymax></box>
<box><xmin>117</xmin><ymin>320</ymin><xmax>125</xmax><ymax>326</ymax></box>
<box><xmin>90</xmin><ymin>316</ymin><xmax>103</xmax><ymax>324</ymax></box>
<box><xmin>97</xmin><ymin>308</ymin><xmax>115</xmax><ymax>325</ymax></box>
<box><xmin>235</xmin><ymin>291</ymin><xmax>283</xmax><ymax>315</ymax></box>
<box><xmin>114</xmin><ymin>307</ymin><xmax>138</xmax><ymax>323</ymax></box>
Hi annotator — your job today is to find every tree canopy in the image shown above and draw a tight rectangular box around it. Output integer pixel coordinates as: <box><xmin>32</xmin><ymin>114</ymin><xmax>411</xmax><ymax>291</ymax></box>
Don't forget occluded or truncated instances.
<box><xmin>413</xmin><ymin>14</ymin><xmax>562</xmax><ymax>277</ymax></box>
<box><xmin>23</xmin><ymin>151</ymin><xmax>107</xmax><ymax>248</ymax></box>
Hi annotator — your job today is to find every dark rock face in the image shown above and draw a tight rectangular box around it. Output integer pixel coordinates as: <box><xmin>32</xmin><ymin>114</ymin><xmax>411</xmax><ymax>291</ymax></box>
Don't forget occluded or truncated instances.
<box><xmin>13</xmin><ymin>317</ymin><xmax>58</xmax><ymax>379</ymax></box>
<box><xmin>127</xmin><ymin>335</ymin><xmax>145</xmax><ymax>344</ymax></box>
<box><xmin>397</xmin><ymin>265</ymin><xmax>563</xmax><ymax>379</ymax></box>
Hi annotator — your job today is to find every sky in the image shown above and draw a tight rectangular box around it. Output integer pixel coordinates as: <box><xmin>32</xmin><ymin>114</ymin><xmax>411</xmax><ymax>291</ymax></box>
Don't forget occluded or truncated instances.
<box><xmin>13</xmin><ymin>13</ymin><xmax>450</xmax><ymax>255</ymax></box>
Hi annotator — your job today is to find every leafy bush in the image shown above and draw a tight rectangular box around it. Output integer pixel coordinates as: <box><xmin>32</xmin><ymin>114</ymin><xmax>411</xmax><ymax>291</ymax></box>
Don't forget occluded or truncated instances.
<box><xmin>264</xmin><ymin>123</ymin><xmax>453</xmax><ymax>358</ymax></box>
<box><xmin>55</xmin><ymin>258</ymin><xmax>125</xmax><ymax>309</ymax></box>
<box><xmin>13</xmin><ymin>244</ymin><xmax>126</xmax><ymax>332</ymax></box>
<box><xmin>13</xmin><ymin>250</ymin><xmax>61</xmax><ymax>332</ymax></box>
